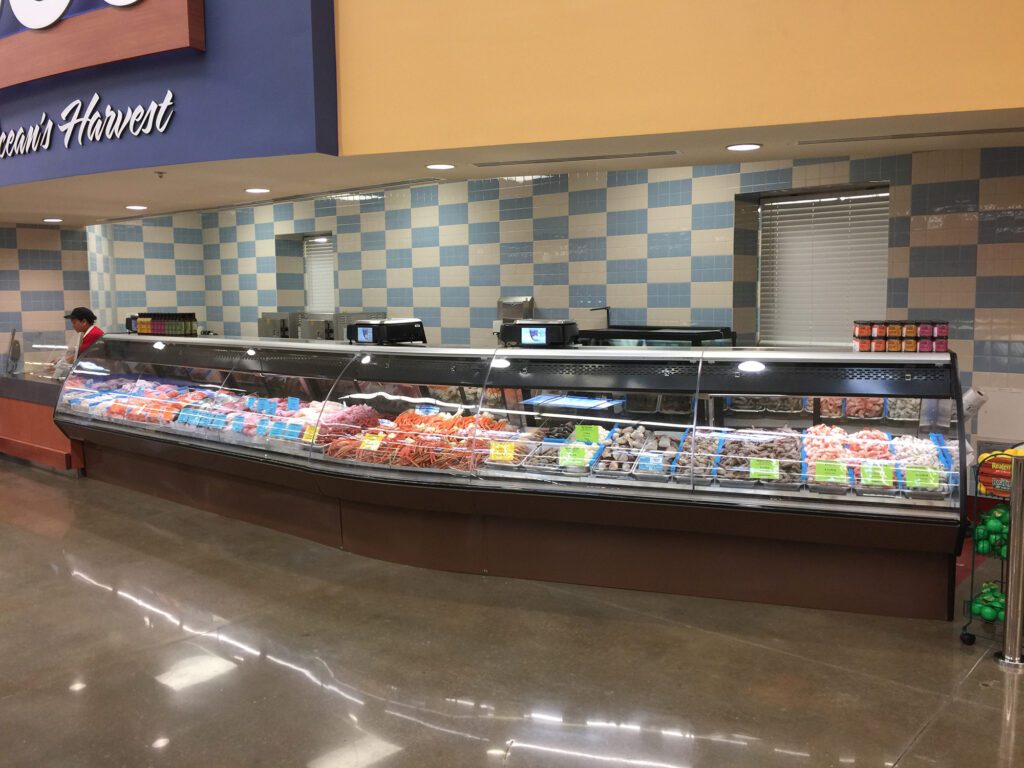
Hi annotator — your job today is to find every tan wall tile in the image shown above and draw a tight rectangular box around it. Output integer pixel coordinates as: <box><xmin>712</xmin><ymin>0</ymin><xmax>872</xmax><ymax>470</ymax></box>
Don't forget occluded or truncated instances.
<box><xmin>440</xmin><ymin>307</ymin><xmax>469</xmax><ymax>327</ymax></box>
<box><xmin>500</xmin><ymin>263</ymin><xmax>532</xmax><ymax>285</ymax></box>
<box><xmin>691</xmin><ymin>174</ymin><xmax>738</xmax><ymax>204</ymax></box>
<box><xmin>411</xmin><ymin>206</ymin><xmax>439</xmax><ymax>228</ymax></box>
<box><xmin>567</xmin><ymin>171</ymin><xmax>608</xmax><ymax>190</ymax></box>
<box><xmin>439</xmin><ymin>224</ymin><xmax>467</xmax><ymax>246</ymax></box>
<box><xmin>469</xmin><ymin>199</ymin><xmax>498</xmax><ymax>223</ymax></box>
<box><xmin>533</xmin><ymin>191</ymin><xmax>568</xmax><ymax>218</ymax></box>
<box><xmin>606</xmin><ymin>283</ymin><xmax>646</xmax><ymax>308</ymax></box>
<box><xmin>733</xmin><ymin>254</ymin><xmax>758</xmax><ymax>282</ymax></box>
<box><xmin>648</xmin><ymin>256</ymin><xmax>691</xmax><ymax>283</ymax></box>
<box><xmin>977</xmin><ymin>244</ymin><xmax>1024</xmax><ymax>276</ymax></box>
<box><xmin>888</xmin><ymin>247</ymin><xmax>910</xmax><ymax>278</ymax></box>
<box><xmin>907</xmin><ymin>276</ymin><xmax>977</xmax><ymax>308</ymax></box>
<box><xmin>15</xmin><ymin>227</ymin><xmax>61</xmax><ymax>250</ymax></box>
<box><xmin>533</xmin><ymin>240</ymin><xmax>568</xmax><ymax>263</ymax></box>
<box><xmin>606</xmin><ymin>184</ymin><xmax>647</xmax><ymax>212</ymax></box>
<box><xmin>911</xmin><ymin>149</ymin><xmax>980</xmax><ymax>184</ymax></box>
<box><xmin>980</xmin><ymin>176</ymin><xmax>1024</xmax><ymax>211</ymax></box>
<box><xmin>0</xmin><ymin>250</ymin><xmax>16</xmax><ymax>270</ymax></box>
<box><xmin>532</xmin><ymin>285</ymin><xmax>568</xmax><ymax>310</ymax></box>
<box><xmin>691</xmin><ymin>227</ymin><xmax>733</xmax><ymax>257</ymax></box>
<box><xmin>413</xmin><ymin>287</ymin><xmax>440</xmax><ymax>306</ymax></box>
<box><xmin>648</xmin><ymin>205</ymin><xmax>691</xmax><ymax>233</ymax></box>
<box><xmin>792</xmin><ymin>161</ymin><xmax>850</xmax><ymax>189</ymax></box>
<box><xmin>975</xmin><ymin>308</ymin><xmax>1024</xmax><ymax>341</ymax></box>
<box><xmin>648</xmin><ymin>166</ymin><xmax>692</xmax><ymax>182</ymax></box>
<box><xmin>384</xmin><ymin>188</ymin><xmax>411</xmax><ymax>209</ymax></box>
<box><xmin>733</xmin><ymin>307</ymin><xmax>757</xmax><ymax>335</ymax></box>
<box><xmin>360</xmin><ymin>211</ymin><xmax>384</xmax><ymax>232</ymax></box>
<box><xmin>568</xmin><ymin>212</ymin><xmax>606</xmax><ymax>238</ymax></box>
<box><xmin>889</xmin><ymin>185</ymin><xmax>911</xmax><ymax>217</ymax></box>
<box><xmin>19</xmin><ymin>309</ymin><xmax>67</xmax><ymax>331</ymax></box>
<box><xmin>440</xmin><ymin>265</ymin><xmax>469</xmax><ymax>287</ymax></box>
<box><xmin>469</xmin><ymin>243</ymin><xmax>499</xmax><ymax>265</ymax></box>
<box><xmin>606</xmin><ymin>233</ymin><xmax>646</xmax><ymax>259</ymax></box>
<box><xmin>388</xmin><ymin>268</ymin><xmax>412</xmax><ymax>288</ymax></box>
<box><xmin>499</xmin><ymin>219</ymin><xmax>532</xmax><ymax>243</ymax></box>
<box><xmin>497</xmin><ymin>179</ymin><xmax>533</xmax><ymax>199</ymax></box>
<box><xmin>569</xmin><ymin>260</ymin><xmax>606</xmax><ymax>285</ymax></box>
<box><xmin>361</xmin><ymin>288</ymin><xmax>386</xmax><ymax>307</ymax></box>
<box><xmin>470</xmin><ymin>327</ymin><xmax>497</xmax><ymax>347</ymax></box>
<box><xmin>690</xmin><ymin>281</ymin><xmax>732</xmax><ymax>308</ymax></box>
<box><xmin>438</xmin><ymin>182</ymin><xmax>468</xmax><ymax>205</ymax></box>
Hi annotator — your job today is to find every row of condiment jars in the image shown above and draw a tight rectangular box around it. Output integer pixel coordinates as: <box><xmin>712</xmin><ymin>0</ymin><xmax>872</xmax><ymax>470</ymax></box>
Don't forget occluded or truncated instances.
<box><xmin>853</xmin><ymin>320</ymin><xmax>949</xmax><ymax>339</ymax></box>
<box><xmin>852</xmin><ymin>336</ymin><xmax>949</xmax><ymax>353</ymax></box>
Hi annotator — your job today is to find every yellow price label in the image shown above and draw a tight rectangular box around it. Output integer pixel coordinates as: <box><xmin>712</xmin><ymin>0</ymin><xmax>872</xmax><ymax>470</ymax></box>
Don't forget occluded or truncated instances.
<box><xmin>489</xmin><ymin>441</ymin><xmax>516</xmax><ymax>462</ymax></box>
<box><xmin>302</xmin><ymin>424</ymin><xmax>320</xmax><ymax>443</ymax></box>
<box><xmin>360</xmin><ymin>433</ymin><xmax>384</xmax><ymax>452</ymax></box>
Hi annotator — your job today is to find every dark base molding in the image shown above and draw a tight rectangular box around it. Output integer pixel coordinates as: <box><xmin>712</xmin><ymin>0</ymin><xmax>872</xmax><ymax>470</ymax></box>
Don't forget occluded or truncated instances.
<box><xmin>82</xmin><ymin>441</ymin><xmax>959</xmax><ymax>620</ymax></box>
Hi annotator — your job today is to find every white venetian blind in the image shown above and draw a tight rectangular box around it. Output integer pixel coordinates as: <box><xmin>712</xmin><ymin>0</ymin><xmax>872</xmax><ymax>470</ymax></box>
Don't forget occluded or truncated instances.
<box><xmin>759</xmin><ymin>189</ymin><xmax>890</xmax><ymax>345</ymax></box>
<box><xmin>303</xmin><ymin>236</ymin><xmax>336</xmax><ymax>314</ymax></box>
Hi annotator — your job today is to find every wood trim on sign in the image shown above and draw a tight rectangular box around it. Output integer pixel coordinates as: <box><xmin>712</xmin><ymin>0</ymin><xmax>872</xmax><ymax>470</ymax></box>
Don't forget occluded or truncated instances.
<box><xmin>0</xmin><ymin>0</ymin><xmax>205</xmax><ymax>92</ymax></box>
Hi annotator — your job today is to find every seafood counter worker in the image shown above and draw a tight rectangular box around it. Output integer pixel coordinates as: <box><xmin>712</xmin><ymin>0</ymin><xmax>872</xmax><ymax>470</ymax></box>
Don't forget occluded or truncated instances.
<box><xmin>64</xmin><ymin>307</ymin><xmax>104</xmax><ymax>362</ymax></box>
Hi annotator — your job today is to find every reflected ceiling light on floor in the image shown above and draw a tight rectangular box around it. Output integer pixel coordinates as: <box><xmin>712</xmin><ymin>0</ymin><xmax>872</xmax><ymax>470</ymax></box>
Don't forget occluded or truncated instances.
<box><xmin>360</xmin><ymin>355</ymin><xmax>372</xmax><ymax>364</ymax></box>
<box><xmin>738</xmin><ymin>360</ymin><xmax>766</xmax><ymax>373</ymax></box>
<box><xmin>245</xmin><ymin>187</ymin><xmax>270</xmax><ymax>194</ymax></box>
<box><xmin>155</xmin><ymin>654</ymin><xmax>237</xmax><ymax>691</ymax></box>
<box><xmin>151</xmin><ymin>738</ymin><xmax>170</xmax><ymax>749</ymax></box>
<box><xmin>726</xmin><ymin>143</ymin><xmax>762</xmax><ymax>151</ymax></box>
<box><xmin>491</xmin><ymin>358</ymin><xmax>511</xmax><ymax>369</ymax></box>
<box><xmin>125</xmin><ymin>205</ymin><xmax>148</xmax><ymax>211</ymax></box>
<box><xmin>68</xmin><ymin>681</ymin><xmax>87</xmax><ymax>692</ymax></box>
<box><xmin>426</xmin><ymin>163</ymin><xmax>455</xmax><ymax>170</ymax></box>
<box><xmin>246</xmin><ymin>348</ymin><xmax>256</xmax><ymax>356</ymax></box>
<box><xmin>307</xmin><ymin>736</ymin><xmax>403</xmax><ymax>768</ymax></box>
<box><xmin>152</xmin><ymin>341</ymin><xmax>166</xmax><ymax>351</ymax></box>
<box><xmin>43</xmin><ymin>218</ymin><xmax>63</xmax><ymax>223</ymax></box>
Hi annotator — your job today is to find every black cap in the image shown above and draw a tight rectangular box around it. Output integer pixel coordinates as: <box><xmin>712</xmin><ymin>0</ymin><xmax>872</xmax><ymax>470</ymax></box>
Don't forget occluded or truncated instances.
<box><xmin>64</xmin><ymin>307</ymin><xmax>97</xmax><ymax>323</ymax></box>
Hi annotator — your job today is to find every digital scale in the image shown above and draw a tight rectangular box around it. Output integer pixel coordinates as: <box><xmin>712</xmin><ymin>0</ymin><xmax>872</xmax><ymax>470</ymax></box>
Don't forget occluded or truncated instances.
<box><xmin>346</xmin><ymin>318</ymin><xmax>427</xmax><ymax>345</ymax></box>
<box><xmin>498</xmin><ymin>319</ymin><xmax>580</xmax><ymax>347</ymax></box>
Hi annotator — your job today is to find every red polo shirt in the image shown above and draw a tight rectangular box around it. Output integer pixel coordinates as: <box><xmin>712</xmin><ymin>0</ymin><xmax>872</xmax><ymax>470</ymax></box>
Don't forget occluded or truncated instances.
<box><xmin>79</xmin><ymin>325</ymin><xmax>104</xmax><ymax>355</ymax></box>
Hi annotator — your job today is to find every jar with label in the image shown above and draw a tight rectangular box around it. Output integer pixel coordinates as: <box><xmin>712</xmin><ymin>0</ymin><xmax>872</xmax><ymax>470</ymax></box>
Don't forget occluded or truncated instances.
<box><xmin>918</xmin><ymin>338</ymin><xmax>934</xmax><ymax>353</ymax></box>
<box><xmin>853</xmin><ymin>337</ymin><xmax>871</xmax><ymax>352</ymax></box>
<box><xmin>902</xmin><ymin>322</ymin><xmax>917</xmax><ymax>338</ymax></box>
<box><xmin>886</xmin><ymin>322</ymin><xmax>902</xmax><ymax>338</ymax></box>
<box><xmin>853</xmin><ymin>321</ymin><xmax>872</xmax><ymax>338</ymax></box>
<box><xmin>871</xmin><ymin>338</ymin><xmax>887</xmax><ymax>352</ymax></box>
<box><xmin>871</xmin><ymin>322</ymin><xmax>887</xmax><ymax>338</ymax></box>
<box><xmin>917</xmin><ymin>321</ymin><xmax>933</xmax><ymax>337</ymax></box>
<box><xmin>886</xmin><ymin>338</ymin><xmax>902</xmax><ymax>352</ymax></box>
<box><xmin>933</xmin><ymin>321</ymin><xmax>949</xmax><ymax>338</ymax></box>
<box><xmin>902</xmin><ymin>337</ymin><xmax>918</xmax><ymax>352</ymax></box>
<box><xmin>934</xmin><ymin>338</ymin><xmax>948</xmax><ymax>352</ymax></box>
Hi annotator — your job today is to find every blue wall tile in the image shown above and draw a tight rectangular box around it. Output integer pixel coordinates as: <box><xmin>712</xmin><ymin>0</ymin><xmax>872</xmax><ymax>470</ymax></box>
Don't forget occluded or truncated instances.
<box><xmin>114</xmin><ymin>258</ymin><xmax>145</xmax><ymax>275</ymax></box>
<box><xmin>112</xmin><ymin>224</ymin><xmax>143</xmax><ymax>241</ymax></box>
<box><xmin>414</xmin><ymin>307</ymin><xmax>442</xmax><ymax>327</ymax></box>
<box><xmin>610</xmin><ymin>308</ymin><xmax>647</xmax><ymax>325</ymax></box>
<box><xmin>569</xmin><ymin>284</ymin><xmax>607</xmax><ymax>308</ymax></box>
<box><xmin>733</xmin><ymin>281</ymin><xmax>757</xmax><ymax>308</ymax></box>
<box><xmin>440</xmin><ymin>245</ymin><xmax>469</xmax><ymax>266</ymax></box>
<box><xmin>236</xmin><ymin>207</ymin><xmax>256</xmax><ymax>225</ymax></box>
<box><xmin>221</xmin><ymin>258</ymin><xmax>239</xmax><ymax>275</ymax></box>
<box><xmin>0</xmin><ymin>271</ymin><xmax>19</xmax><ymax>290</ymax></box>
<box><xmin>116</xmin><ymin>291</ymin><xmax>147</xmax><ymax>307</ymax></box>
<box><xmin>470</xmin><ymin>306</ymin><xmax>497</xmax><ymax>328</ymax></box>
<box><xmin>173</xmin><ymin>227</ymin><xmax>203</xmax><ymax>244</ymax></box>
<box><xmin>255</xmin><ymin>222</ymin><xmax>275</xmax><ymax>240</ymax></box>
<box><xmin>441</xmin><ymin>327</ymin><xmax>471</xmax><ymax>345</ymax></box>
<box><xmin>500</xmin><ymin>242</ymin><xmax>533</xmax><ymax>264</ymax></box>
<box><xmin>533</xmin><ymin>216</ymin><xmax>569</xmax><ymax>241</ymax></box>
<box><xmin>911</xmin><ymin>180</ymin><xmax>979</xmax><ymax>215</ymax></box>
<box><xmin>238</xmin><ymin>241</ymin><xmax>256</xmax><ymax>259</ymax></box>
<box><xmin>692</xmin><ymin>255</ymin><xmax>732</xmax><ymax>282</ymax></box>
<box><xmin>18</xmin><ymin>250</ymin><xmax>62</xmax><ymax>270</ymax></box>
<box><xmin>648</xmin><ymin>179</ymin><xmax>692</xmax><ymax>207</ymax></box>
<box><xmin>145</xmin><ymin>274</ymin><xmax>175</xmax><ymax>291</ymax></box>
<box><xmin>257</xmin><ymin>289</ymin><xmax>276</xmax><ymax>306</ymax></box>
<box><xmin>205</xmin><ymin>275</ymin><xmax>222</xmax><ymax>291</ymax></box>
<box><xmin>739</xmin><ymin>168</ymin><xmax>793</xmax><ymax>193</ymax></box>
<box><xmin>413</xmin><ymin>267</ymin><xmax>440</xmax><ymax>287</ymax></box>
<box><xmin>648</xmin><ymin>283</ymin><xmax>691</xmax><ymax>308</ymax></box>
<box><xmin>979</xmin><ymin>210</ymin><xmax>1024</xmax><ymax>244</ymax></box>
<box><xmin>361</xmin><ymin>231</ymin><xmax>385</xmax><ymax>251</ymax></box>
<box><xmin>569</xmin><ymin>237</ymin><xmax>607</xmax><ymax>262</ymax></box>
<box><xmin>201</xmin><ymin>213</ymin><xmax>219</xmax><ymax>229</ymax></box>
<box><xmin>439</xmin><ymin>203</ymin><xmax>468</xmax><ymax>226</ymax></box>
<box><xmin>908</xmin><ymin>245</ymin><xmax>977</xmax><ymax>277</ymax></box>
<box><xmin>276</xmin><ymin>238</ymin><xmax>302</xmax><ymax>257</ymax></box>
<box><xmin>256</xmin><ymin>256</ymin><xmax>276</xmax><ymax>273</ymax></box>
<box><xmin>21</xmin><ymin>290</ymin><xmax>65</xmax><ymax>310</ymax></box>
<box><xmin>386</xmin><ymin>248</ymin><xmax>412</xmax><ymax>268</ymax></box>
<box><xmin>692</xmin><ymin>202</ymin><xmax>733</xmax><ymax>230</ymax></box>
<box><xmin>360</xmin><ymin>195</ymin><xmax>385</xmax><ymax>213</ymax></box>
<box><xmin>793</xmin><ymin>156</ymin><xmax>849</xmax><ymax>166</ymax></box>
<box><xmin>412</xmin><ymin>226</ymin><xmax>440</xmax><ymax>248</ymax></box>
<box><xmin>314</xmin><ymin>199</ymin><xmax>337</xmax><ymax>218</ymax></box>
<box><xmin>218</xmin><ymin>290</ymin><xmax>240</xmax><ymax>307</ymax></box>
<box><xmin>387</xmin><ymin>287</ymin><xmax>413</xmax><ymax>306</ymax></box>
<box><xmin>977</xmin><ymin>276</ymin><xmax>1024</xmax><ymax>308</ymax></box>
<box><xmin>223</xmin><ymin>322</ymin><xmax>242</xmax><ymax>337</ymax></box>
<box><xmin>532</xmin><ymin>174</ymin><xmax>568</xmax><ymax>195</ymax></box>
<box><xmin>849</xmin><ymin>154</ymin><xmax>912</xmax><ymax>186</ymax></box>
<box><xmin>339</xmin><ymin>252</ymin><xmax>361</xmax><ymax>271</ymax></box>
<box><xmin>980</xmin><ymin>147</ymin><xmax>1024</xmax><ymax>178</ymax></box>
<box><xmin>0</xmin><ymin>311</ymin><xmax>21</xmax><ymax>332</ymax></box>
<box><xmin>411</xmin><ymin>185</ymin><xmax>439</xmax><ymax>207</ymax></box>
<box><xmin>887</xmin><ymin>277</ymin><xmax>909</xmax><ymax>308</ymax></box>
<box><xmin>0</xmin><ymin>228</ymin><xmax>15</xmax><ymax>248</ymax></box>
<box><xmin>499</xmin><ymin>197</ymin><xmax>533</xmax><ymax>220</ymax></box>
<box><xmin>440</xmin><ymin>286</ymin><xmax>470</xmax><ymax>306</ymax></box>
<box><xmin>889</xmin><ymin>217</ymin><xmax>910</xmax><ymax>247</ymax></box>
<box><xmin>607</xmin><ymin>210</ymin><xmax>647</xmax><ymax>236</ymax></box>
<box><xmin>277</xmin><ymin>273</ymin><xmax>305</xmax><ymax>290</ymax></box>
<box><xmin>533</xmin><ymin>262</ymin><xmax>569</xmax><ymax>285</ymax></box>
<box><xmin>337</xmin><ymin>215</ymin><xmax>361</xmax><ymax>234</ymax></box>
<box><xmin>469</xmin><ymin>264</ymin><xmax>500</xmax><ymax>286</ymax></box>
<box><xmin>338</xmin><ymin>288</ymin><xmax>363</xmax><ymax>307</ymax></box>
<box><xmin>273</xmin><ymin>203</ymin><xmax>294</xmax><ymax>222</ymax></box>
<box><xmin>469</xmin><ymin>222</ymin><xmax>500</xmax><ymax>244</ymax></box>
<box><xmin>607</xmin><ymin>169</ymin><xmax>648</xmax><ymax>186</ymax></box>
<box><xmin>648</xmin><ymin>231</ymin><xmax>690</xmax><ymax>258</ymax></box>
<box><xmin>206</xmin><ymin>306</ymin><xmax>224</xmax><ymax>322</ymax></box>
<box><xmin>362</xmin><ymin>269</ymin><xmax>387</xmax><ymax>288</ymax></box>
<box><xmin>142</xmin><ymin>215</ymin><xmax>173</xmax><ymax>227</ymax></box>
<box><xmin>60</xmin><ymin>230</ymin><xmax>87</xmax><ymax>250</ymax></box>
<box><xmin>691</xmin><ymin>308</ymin><xmax>732</xmax><ymax>325</ymax></box>
<box><xmin>385</xmin><ymin>208</ymin><xmax>411</xmax><ymax>230</ymax></box>
<box><xmin>174</xmin><ymin>259</ymin><xmax>204</xmax><ymax>276</ymax></box>
<box><xmin>293</xmin><ymin>218</ymin><xmax>315</xmax><ymax>234</ymax></box>
<box><xmin>238</xmin><ymin>274</ymin><xmax>257</xmax><ymax>291</ymax></box>
<box><xmin>241</xmin><ymin>306</ymin><xmax>259</xmax><ymax>323</ymax></box>
<box><xmin>204</xmin><ymin>244</ymin><xmax>220</xmax><ymax>260</ymax></box>
<box><xmin>693</xmin><ymin>164</ymin><xmax>739</xmax><ymax>178</ymax></box>
<box><xmin>569</xmin><ymin>189</ymin><xmax>607</xmax><ymax>215</ymax></box>
<box><xmin>143</xmin><ymin>242</ymin><xmax>175</xmax><ymax>260</ymax></box>
<box><xmin>468</xmin><ymin>179</ymin><xmax>499</xmax><ymax>201</ymax></box>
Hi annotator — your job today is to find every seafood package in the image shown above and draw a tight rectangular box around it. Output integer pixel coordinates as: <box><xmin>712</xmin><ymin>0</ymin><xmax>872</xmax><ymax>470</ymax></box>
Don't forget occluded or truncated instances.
<box><xmin>715</xmin><ymin>427</ymin><xmax>802</xmax><ymax>487</ymax></box>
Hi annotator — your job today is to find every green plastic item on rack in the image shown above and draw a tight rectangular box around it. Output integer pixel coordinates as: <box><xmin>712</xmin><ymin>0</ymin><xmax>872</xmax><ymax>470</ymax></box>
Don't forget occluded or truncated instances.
<box><xmin>976</xmin><ymin>540</ymin><xmax>992</xmax><ymax>555</ymax></box>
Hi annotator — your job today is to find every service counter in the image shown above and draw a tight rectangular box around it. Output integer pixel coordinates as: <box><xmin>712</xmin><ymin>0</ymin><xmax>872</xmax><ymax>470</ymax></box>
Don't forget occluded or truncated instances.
<box><xmin>1</xmin><ymin>374</ymin><xmax>83</xmax><ymax>471</ymax></box>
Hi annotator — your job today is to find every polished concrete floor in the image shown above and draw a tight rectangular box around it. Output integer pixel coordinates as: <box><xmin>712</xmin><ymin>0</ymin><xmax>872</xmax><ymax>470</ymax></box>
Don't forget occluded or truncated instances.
<box><xmin>0</xmin><ymin>459</ymin><xmax>1021</xmax><ymax>768</ymax></box>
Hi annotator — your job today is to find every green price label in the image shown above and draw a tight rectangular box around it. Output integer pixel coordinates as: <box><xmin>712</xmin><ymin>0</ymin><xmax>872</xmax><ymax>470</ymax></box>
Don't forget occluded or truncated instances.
<box><xmin>905</xmin><ymin>465</ymin><xmax>940</xmax><ymax>490</ymax></box>
<box><xmin>574</xmin><ymin>424</ymin><xmax>600</xmax><ymax>443</ymax></box>
<box><xmin>814</xmin><ymin>460</ymin><xmax>848</xmax><ymax>484</ymax></box>
<box><xmin>861</xmin><ymin>461</ymin><xmax>894</xmax><ymax>486</ymax></box>
<box><xmin>749</xmin><ymin>457</ymin><xmax>780</xmax><ymax>480</ymax></box>
<box><xmin>558</xmin><ymin>444</ymin><xmax>588</xmax><ymax>467</ymax></box>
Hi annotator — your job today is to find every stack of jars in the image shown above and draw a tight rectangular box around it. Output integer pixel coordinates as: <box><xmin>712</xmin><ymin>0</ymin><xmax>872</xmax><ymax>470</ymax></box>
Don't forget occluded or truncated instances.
<box><xmin>852</xmin><ymin>320</ymin><xmax>949</xmax><ymax>353</ymax></box>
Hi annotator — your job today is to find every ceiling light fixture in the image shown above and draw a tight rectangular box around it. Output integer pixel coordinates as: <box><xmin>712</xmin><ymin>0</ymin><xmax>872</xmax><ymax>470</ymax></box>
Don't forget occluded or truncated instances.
<box><xmin>245</xmin><ymin>187</ymin><xmax>270</xmax><ymax>194</ymax></box>
<box><xmin>125</xmin><ymin>205</ymin><xmax>148</xmax><ymax>211</ymax></box>
<box><xmin>727</xmin><ymin>143</ymin><xmax>762</xmax><ymax>152</ymax></box>
<box><xmin>311</xmin><ymin>236</ymin><xmax>329</xmax><ymax>244</ymax></box>
<box><xmin>43</xmin><ymin>217</ymin><xmax>63</xmax><ymax>223</ymax></box>
<box><xmin>426</xmin><ymin>163</ymin><xmax>455</xmax><ymax>170</ymax></box>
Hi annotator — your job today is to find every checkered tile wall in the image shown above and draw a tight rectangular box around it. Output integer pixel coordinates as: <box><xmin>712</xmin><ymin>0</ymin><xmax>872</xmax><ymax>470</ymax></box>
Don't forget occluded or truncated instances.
<box><xmin>84</xmin><ymin>149</ymin><xmax>1024</xmax><ymax>408</ymax></box>
<box><xmin>0</xmin><ymin>224</ymin><xmax>89</xmax><ymax>366</ymax></box>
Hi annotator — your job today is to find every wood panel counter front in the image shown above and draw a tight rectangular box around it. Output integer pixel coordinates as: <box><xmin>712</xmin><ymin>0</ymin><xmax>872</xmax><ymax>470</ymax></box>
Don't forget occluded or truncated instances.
<box><xmin>0</xmin><ymin>376</ymin><xmax>83</xmax><ymax>471</ymax></box>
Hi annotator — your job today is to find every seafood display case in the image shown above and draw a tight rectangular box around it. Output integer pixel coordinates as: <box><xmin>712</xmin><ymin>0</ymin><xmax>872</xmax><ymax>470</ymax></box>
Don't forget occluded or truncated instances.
<box><xmin>53</xmin><ymin>337</ymin><xmax>968</xmax><ymax>619</ymax></box>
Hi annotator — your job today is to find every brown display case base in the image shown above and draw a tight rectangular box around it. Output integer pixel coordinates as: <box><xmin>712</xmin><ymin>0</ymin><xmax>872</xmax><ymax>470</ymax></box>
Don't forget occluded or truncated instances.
<box><xmin>81</xmin><ymin>439</ymin><xmax>959</xmax><ymax>621</ymax></box>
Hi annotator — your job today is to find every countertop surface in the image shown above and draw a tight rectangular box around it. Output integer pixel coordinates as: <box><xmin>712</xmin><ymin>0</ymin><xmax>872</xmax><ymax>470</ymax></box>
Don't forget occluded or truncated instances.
<box><xmin>0</xmin><ymin>374</ymin><xmax>62</xmax><ymax>406</ymax></box>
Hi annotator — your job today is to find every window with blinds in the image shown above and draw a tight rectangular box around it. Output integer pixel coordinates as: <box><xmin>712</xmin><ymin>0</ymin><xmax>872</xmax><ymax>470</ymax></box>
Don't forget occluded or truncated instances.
<box><xmin>303</xmin><ymin>236</ymin><xmax>336</xmax><ymax>314</ymax></box>
<box><xmin>758</xmin><ymin>189</ymin><xmax>890</xmax><ymax>346</ymax></box>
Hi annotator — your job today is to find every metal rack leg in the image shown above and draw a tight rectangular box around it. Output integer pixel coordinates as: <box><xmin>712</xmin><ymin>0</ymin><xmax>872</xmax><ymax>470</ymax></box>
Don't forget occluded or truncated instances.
<box><xmin>997</xmin><ymin>456</ymin><xmax>1024</xmax><ymax>669</ymax></box>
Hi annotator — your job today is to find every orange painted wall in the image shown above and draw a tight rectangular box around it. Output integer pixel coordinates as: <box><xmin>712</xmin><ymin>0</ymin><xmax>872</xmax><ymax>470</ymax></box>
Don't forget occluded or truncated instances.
<box><xmin>335</xmin><ymin>0</ymin><xmax>1024</xmax><ymax>156</ymax></box>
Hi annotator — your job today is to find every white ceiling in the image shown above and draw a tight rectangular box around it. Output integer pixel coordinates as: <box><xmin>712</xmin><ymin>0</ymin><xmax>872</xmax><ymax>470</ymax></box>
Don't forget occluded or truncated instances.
<box><xmin>2</xmin><ymin>108</ymin><xmax>1024</xmax><ymax>227</ymax></box>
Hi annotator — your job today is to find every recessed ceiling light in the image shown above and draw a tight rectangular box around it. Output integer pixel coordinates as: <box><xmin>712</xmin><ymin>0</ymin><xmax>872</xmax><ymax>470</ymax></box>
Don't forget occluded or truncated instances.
<box><xmin>245</xmin><ymin>187</ymin><xmax>270</xmax><ymax>194</ymax></box>
<box><xmin>125</xmin><ymin>205</ymin><xmax>148</xmax><ymax>211</ymax></box>
<box><xmin>311</xmin><ymin>236</ymin><xmax>329</xmax><ymax>244</ymax></box>
<box><xmin>43</xmin><ymin>218</ymin><xmax>63</xmax><ymax>223</ymax></box>
<box><xmin>727</xmin><ymin>143</ymin><xmax>762</xmax><ymax>152</ymax></box>
<box><xmin>426</xmin><ymin>163</ymin><xmax>455</xmax><ymax>170</ymax></box>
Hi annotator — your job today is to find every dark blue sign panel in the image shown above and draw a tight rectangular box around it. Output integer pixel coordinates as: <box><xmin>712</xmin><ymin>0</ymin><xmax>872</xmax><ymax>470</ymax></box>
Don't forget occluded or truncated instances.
<box><xmin>0</xmin><ymin>0</ymin><xmax>337</xmax><ymax>187</ymax></box>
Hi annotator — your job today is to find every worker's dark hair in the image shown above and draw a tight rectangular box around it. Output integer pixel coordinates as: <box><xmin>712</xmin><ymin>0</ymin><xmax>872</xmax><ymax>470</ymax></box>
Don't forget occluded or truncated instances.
<box><xmin>65</xmin><ymin>307</ymin><xmax>97</xmax><ymax>324</ymax></box>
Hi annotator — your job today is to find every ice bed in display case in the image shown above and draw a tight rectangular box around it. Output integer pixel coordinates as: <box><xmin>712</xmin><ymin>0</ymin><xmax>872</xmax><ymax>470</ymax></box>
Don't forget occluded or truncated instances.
<box><xmin>53</xmin><ymin>336</ymin><xmax>968</xmax><ymax>619</ymax></box>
